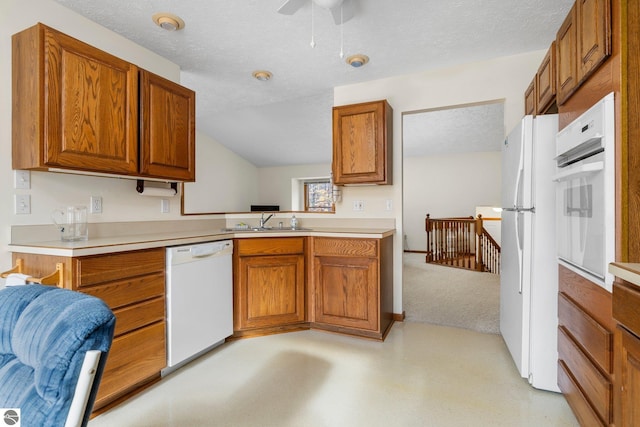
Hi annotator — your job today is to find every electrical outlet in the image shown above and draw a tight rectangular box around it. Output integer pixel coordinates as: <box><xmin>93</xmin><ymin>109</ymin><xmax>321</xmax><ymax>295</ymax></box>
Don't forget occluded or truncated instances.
<box><xmin>14</xmin><ymin>170</ymin><xmax>30</xmax><ymax>189</ymax></box>
<box><xmin>90</xmin><ymin>196</ymin><xmax>102</xmax><ymax>214</ymax></box>
<box><xmin>353</xmin><ymin>200</ymin><xmax>364</xmax><ymax>211</ymax></box>
<box><xmin>15</xmin><ymin>194</ymin><xmax>30</xmax><ymax>214</ymax></box>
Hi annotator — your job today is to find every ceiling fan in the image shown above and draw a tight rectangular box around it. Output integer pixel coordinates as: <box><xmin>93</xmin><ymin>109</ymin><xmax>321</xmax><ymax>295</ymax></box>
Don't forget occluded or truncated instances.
<box><xmin>278</xmin><ymin>0</ymin><xmax>355</xmax><ymax>25</ymax></box>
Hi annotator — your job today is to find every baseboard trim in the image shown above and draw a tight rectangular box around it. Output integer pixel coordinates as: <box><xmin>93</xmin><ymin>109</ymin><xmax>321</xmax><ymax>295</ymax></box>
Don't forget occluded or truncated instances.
<box><xmin>393</xmin><ymin>311</ymin><xmax>405</xmax><ymax>322</ymax></box>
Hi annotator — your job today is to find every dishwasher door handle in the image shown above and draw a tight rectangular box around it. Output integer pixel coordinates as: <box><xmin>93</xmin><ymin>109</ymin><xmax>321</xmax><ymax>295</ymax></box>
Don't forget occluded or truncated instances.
<box><xmin>191</xmin><ymin>247</ymin><xmax>217</xmax><ymax>258</ymax></box>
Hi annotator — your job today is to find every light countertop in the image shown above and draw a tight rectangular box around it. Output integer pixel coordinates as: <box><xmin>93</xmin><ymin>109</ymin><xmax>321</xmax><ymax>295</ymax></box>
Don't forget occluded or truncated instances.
<box><xmin>9</xmin><ymin>227</ymin><xmax>396</xmax><ymax>257</ymax></box>
<box><xmin>609</xmin><ymin>262</ymin><xmax>640</xmax><ymax>287</ymax></box>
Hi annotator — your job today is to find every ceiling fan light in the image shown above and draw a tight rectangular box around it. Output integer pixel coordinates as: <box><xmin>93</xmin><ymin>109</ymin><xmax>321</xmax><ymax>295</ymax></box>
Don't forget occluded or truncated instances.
<box><xmin>252</xmin><ymin>70</ymin><xmax>273</xmax><ymax>81</ymax></box>
<box><xmin>313</xmin><ymin>0</ymin><xmax>344</xmax><ymax>9</ymax></box>
<box><xmin>152</xmin><ymin>13</ymin><xmax>185</xmax><ymax>31</ymax></box>
<box><xmin>346</xmin><ymin>54</ymin><xmax>369</xmax><ymax>68</ymax></box>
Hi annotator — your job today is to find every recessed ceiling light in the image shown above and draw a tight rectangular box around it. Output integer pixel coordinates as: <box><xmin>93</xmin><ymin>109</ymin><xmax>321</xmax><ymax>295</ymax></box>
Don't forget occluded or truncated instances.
<box><xmin>346</xmin><ymin>54</ymin><xmax>369</xmax><ymax>68</ymax></box>
<box><xmin>152</xmin><ymin>13</ymin><xmax>185</xmax><ymax>31</ymax></box>
<box><xmin>252</xmin><ymin>70</ymin><xmax>273</xmax><ymax>81</ymax></box>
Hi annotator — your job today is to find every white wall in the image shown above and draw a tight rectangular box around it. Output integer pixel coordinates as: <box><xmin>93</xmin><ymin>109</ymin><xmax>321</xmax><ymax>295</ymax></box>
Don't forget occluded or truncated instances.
<box><xmin>333</xmin><ymin>49</ymin><xmax>546</xmax><ymax>314</ymax></box>
<box><xmin>403</xmin><ymin>151</ymin><xmax>501</xmax><ymax>252</ymax></box>
<box><xmin>183</xmin><ymin>131</ymin><xmax>259</xmax><ymax>213</ymax></box>
<box><xmin>257</xmin><ymin>164</ymin><xmax>331</xmax><ymax>211</ymax></box>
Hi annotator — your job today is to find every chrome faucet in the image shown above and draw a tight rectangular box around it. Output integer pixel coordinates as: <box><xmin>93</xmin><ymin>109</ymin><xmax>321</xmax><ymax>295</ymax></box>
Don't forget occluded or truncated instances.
<box><xmin>259</xmin><ymin>212</ymin><xmax>274</xmax><ymax>228</ymax></box>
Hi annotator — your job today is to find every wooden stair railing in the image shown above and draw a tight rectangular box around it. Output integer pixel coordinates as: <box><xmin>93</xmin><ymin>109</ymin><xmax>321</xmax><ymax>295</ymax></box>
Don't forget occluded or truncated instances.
<box><xmin>425</xmin><ymin>214</ymin><xmax>501</xmax><ymax>274</ymax></box>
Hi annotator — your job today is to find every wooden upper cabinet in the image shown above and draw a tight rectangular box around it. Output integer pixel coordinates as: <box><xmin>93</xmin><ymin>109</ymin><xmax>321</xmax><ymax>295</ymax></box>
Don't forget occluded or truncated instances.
<box><xmin>140</xmin><ymin>70</ymin><xmax>196</xmax><ymax>181</ymax></box>
<box><xmin>12</xmin><ymin>23</ymin><xmax>139</xmax><ymax>174</ymax></box>
<box><xmin>536</xmin><ymin>42</ymin><xmax>557</xmax><ymax>114</ymax></box>
<box><xmin>12</xmin><ymin>23</ymin><xmax>196</xmax><ymax>181</ymax></box>
<box><xmin>524</xmin><ymin>79</ymin><xmax>536</xmax><ymax>115</ymax></box>
<box><xmin>556</xmin><ymin>3</ymin><xmax>578</xmax><ymax>105</ymax></box>
<box><xmin>577</xmin><ymin>0</ymin><xmax>611</xmax><ymax>83</ymax></box>
<box><xmin>332</xmin><ymin>100</ymin><xmax>392</xmax><ymax>185</ymax></box>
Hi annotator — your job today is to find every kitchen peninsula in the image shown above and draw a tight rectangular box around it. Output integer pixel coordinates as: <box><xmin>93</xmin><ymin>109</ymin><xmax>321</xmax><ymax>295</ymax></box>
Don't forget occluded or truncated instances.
<box><xmin>7</xmin><ymin>218</ymin><xmax>396</xmax><ymax>412</ymax></box>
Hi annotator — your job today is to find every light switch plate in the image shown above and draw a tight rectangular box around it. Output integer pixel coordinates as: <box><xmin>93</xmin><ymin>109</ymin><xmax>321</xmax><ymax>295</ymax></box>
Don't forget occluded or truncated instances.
<box><xmin>15</xmin><ymin>194</ymin><xmax>30</xmax><ymax>214</ymax></box>
<box><xmin>161</xmin><ymin>199</ymin><xmax>170</xmax><ymax>213</ymax></box>
<box><xmin>14</xmin><ymin>170</ymin><xmax>30</xmax><ymax>189</ymax></box>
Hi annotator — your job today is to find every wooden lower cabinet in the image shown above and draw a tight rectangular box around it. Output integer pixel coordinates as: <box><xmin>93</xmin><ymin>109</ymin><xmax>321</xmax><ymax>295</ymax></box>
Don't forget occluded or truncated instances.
<box><xmin>11</xmin><ymin>248</ymin><xmax>167</xmax><ymax>412</ymax></box>
<box><xmin>314</xmin><ymin>255</ymin><xmax>378</xmax><ymax>331</ymax></box>
<box><xmin>233</xmin><ymin>237</ymin><xmax>306</xmax><ymax>337</ymax></box>
<box><xmin>613</xmin><ymin>277</ymin><xmax>640</xmax><ymax>426</ymax></box>
<box><xmin>311</xmin><ymin>236</ymin><xmax>394</xmax><ymax>340</ymax></box>
<box><xmin>558</xmin><ymin>265</ymin><xmax>613</xmax><ymax>426</ymax></box>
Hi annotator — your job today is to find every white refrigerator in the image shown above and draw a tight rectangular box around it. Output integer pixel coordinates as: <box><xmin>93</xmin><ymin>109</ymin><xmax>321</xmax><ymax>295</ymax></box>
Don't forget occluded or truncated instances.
<box><xmin>500</xmin><ymin>114</ymin><xmax>559</xmax><ymax>392</ymax></box>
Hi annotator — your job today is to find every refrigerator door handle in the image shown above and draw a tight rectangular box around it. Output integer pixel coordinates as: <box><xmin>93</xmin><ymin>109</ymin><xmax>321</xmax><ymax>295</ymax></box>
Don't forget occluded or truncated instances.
<box><xmin>516</xmin><ymin>211</ymin><xmax>524</xmax><ymax>294</ymax></box>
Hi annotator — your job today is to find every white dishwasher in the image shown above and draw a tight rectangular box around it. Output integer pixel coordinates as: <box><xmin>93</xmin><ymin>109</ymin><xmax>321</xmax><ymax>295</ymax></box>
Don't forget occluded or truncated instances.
<box><xmin>164</xmin><ymin>240</ymin><xmax>233</xmax><ymax>373</ymax></box>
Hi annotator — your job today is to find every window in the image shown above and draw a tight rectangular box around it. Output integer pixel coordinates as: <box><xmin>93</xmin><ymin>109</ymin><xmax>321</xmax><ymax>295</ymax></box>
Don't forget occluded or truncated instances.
<box><xmin>304</xmin><ymin>180</ymin><xmax>334</xmax><ymax>212</ymax></box>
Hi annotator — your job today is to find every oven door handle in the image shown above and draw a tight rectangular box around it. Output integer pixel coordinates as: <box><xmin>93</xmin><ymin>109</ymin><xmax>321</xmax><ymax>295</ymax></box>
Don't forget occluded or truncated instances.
<box><xmin>552</xmin><ymin>161</ymin><xmax>604</xmax><ymax>182</ymax></box>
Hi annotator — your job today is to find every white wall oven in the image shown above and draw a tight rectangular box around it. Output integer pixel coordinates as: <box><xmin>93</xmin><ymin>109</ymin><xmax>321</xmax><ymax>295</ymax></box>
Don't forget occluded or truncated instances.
<box><xmin>553</xmin><ymin>92</ymin><xmax>615</xmax><ymax>291</ymax></box>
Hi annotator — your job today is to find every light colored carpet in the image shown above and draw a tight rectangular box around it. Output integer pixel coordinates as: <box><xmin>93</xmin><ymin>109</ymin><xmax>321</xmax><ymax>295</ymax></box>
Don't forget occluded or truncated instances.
<box><xmin>403</xmin><ymin>252</ymin><xmax>500</xmax><ymax>334</ymax></box>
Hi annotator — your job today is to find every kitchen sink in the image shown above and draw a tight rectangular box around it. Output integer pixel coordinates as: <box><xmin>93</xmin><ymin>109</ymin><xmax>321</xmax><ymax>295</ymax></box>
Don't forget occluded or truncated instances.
<box><xmin>222</xmin><ymin>227</ymin><xmax>312</xmax><ymax>232</ymax></box>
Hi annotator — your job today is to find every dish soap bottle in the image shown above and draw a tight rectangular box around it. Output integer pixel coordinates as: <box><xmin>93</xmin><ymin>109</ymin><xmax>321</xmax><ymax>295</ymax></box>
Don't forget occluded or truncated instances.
<box><xmin>290</xmin><ymin>215</ymin><xmax>298</xmax><ymax>230</ymax></box>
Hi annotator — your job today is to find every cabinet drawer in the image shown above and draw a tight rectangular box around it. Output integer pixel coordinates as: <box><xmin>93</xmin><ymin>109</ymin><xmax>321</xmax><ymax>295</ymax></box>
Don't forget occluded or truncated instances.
<box><xmin>313</xmin><ymin>237</ymin><xmax>378</xmax><ymax>257</ymax></box>
<box><xmin>558</xmin><ymin>360</ymin><xmax>606</xmax><ymax>427</ymax></box>
<box><xmin>236</xmin><ymin>237</ymin><xmax>304</xmax><ymax>256</ymax></box>
<box><xmin>96</xmin><ymin>322</ymin><xmax>166</xmax><ymax>407</ymax></box>
<box><xmin>558</xmin><ymin>326</ymin><xmax>611</xmax><ymax>423</ymax></box>
<box><xmin>80</xmin><ymin>272</ymin><xmax>165</xmax><ymax>309</ymax></box>
<box><xmin>613</xmin><ymin>281</ymin><xmax>640</xmax><ymax>336</ymax></box>
<box><xmin>75</xmin><ymin>248</ymin><xmax>164</xmax><ymax>287</ymax></box>
<box><xmin>559</xmin><ymin>292</ymin><xmax>612</xmax><ymax>373</ymax></box>
<box><xmin>113</xmin><ymin>296</ymin><xmax>165</xmax><ymax>337</ymax></box>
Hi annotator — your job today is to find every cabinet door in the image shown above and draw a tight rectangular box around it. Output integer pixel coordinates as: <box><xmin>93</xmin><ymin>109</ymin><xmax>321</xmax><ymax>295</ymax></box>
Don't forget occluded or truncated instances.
<box><xmin>617</xmin><ymin>326</ymin><xmax>640</xmax><ymax>427</ymax></box>
<box><xmin>524</xmin><ymin>79</ymin><xmax>536</xmax><ymax>115</ymax></box>
<box><xmin>536</xmin><ymin>42</ymin><xmax>556</xmax><ymax>114</ymax></box>
<box><xmin>577</xmin><ymin>0</ymin><xmax>611</xmax><ymax>83</ymax></box>
<box><xmin>236</xmin><ymin>254</ymin><xmax>305</xmax><ymax>330</ymax></box>
<box><xmin>332</xmin><ymin>100</ymin><xmax>392</xmax><ymax>185</ymax></box>
<box><xmin>41</xmin><ymin>25</ymin><xmax>139</xmax><ymax>174</ymax></box>
<box><xmin>314</xmin><ymin>255</ymin><xmax>378</xmax><ymax>331</ymax></box>
<box><xmin>556</xmin><ymin>3</ymin><xmax>578</xmax><ymax>105</ymax></box>
<box><xmin>140</xmin><ymin>70</ymin><xmax>196</xmax><ymax>181</ymax></box>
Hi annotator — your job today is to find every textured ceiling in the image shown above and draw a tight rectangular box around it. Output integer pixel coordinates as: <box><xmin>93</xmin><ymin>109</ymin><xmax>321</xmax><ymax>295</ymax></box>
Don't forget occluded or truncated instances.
<box><xmin>54</xmin><ymin>0</ymin><xmax>573</xmax><ymax>166</ymax></box>
<box><xmin>403</xmin><ymin>102</ymin><xmax>505</xmax><ymax>158</ymax></box>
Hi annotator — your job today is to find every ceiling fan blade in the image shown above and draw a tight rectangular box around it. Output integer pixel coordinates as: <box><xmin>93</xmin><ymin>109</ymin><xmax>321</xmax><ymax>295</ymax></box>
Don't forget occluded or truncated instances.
<box><xmin>329</xmin><ymin>0</ymin><xmax>354</xmax><ymax>24</ymax></box>
<box><xmin>277</xmin><ymin>0</ymin><xmax>307</xmax><ymax>15</ymax></box>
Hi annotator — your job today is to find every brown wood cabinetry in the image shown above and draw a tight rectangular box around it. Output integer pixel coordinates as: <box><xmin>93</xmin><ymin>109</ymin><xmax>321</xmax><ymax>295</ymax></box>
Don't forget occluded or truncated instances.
<box><xmin>11</xmin><ymin>248</ymin><xmax>166</xmax><ymax>412</ymax></box>
<box><xmin>536</xmin><ymin>42</ymin><xmax>557</xmax><ymax>114</ymax></box>
<box><xmin>12</xmin><ymin>23</ymin><xmax>195</xmax><ymax>181</ymax></box>
<box><xmin>524</xmin><ymin>79</ymin><xmax>536</xmax><ymax>115</ymax></box>
<box><xmin>332</xmin><ymin>100</ymin><xmax>392</xmax><ymax>185</ymax></box>
<box><xmin>612</xmin><ymin>276</ymin><xmax>640</xmax><ymax>426</ymax></box>
<box><xmin>556</xmin><ymin>3</ymin><xmax>578</xmax><ymax>105</ymax></box>
<box><xmin>233</xmin><ymin>237</ymin><xmax>306</xmax><ymax>337</ymax></box>
<box><xmin>555</xmin><ymin>0</ymin><xmax>611</xmax><ymax>107</ymax></box>
<box><xmin>577</xmin><ymin>0</ymin><xmax>612</xmax><ymax>83</ymax></box>
<box><xmin>557</xmin><ymin>265</ymin><xmax>614</xmax><ymax>426</ymax></box>
<box><xmin>311</xmin><ymin>236</ymin><xmax>393</xmax><ymax>340</ymax></box>
<box><xmin>523</xmin><ymin>42</ymin><xmax>557</xmax><ymax>115</ymax></box>
<box><xmin>140</xmin><ymin>70</ymin><xmax>195</xmax><ymax>181</ymax></box>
